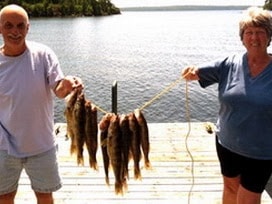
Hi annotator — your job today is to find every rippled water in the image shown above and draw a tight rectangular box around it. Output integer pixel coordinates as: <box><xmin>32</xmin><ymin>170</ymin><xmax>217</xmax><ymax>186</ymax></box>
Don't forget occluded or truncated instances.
<box><xmin>8</xmin><ymin>10</ymin><xmax>270</xmax><ymax>123</ymax></box>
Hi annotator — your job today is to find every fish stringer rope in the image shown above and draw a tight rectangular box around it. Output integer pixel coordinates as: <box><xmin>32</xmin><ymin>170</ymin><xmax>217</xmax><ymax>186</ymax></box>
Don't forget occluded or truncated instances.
<box><xmin>184</xmin><ymin>80</ymin><xmax>195</xmax><ymax>204</ymax></box>
<box><xmin>139</xmin><ymin>77</ymin><xmax>183</xmax><ymax>111</ymax></box>
<box><xmin>92</xmin><ymin>103</ymin><xmax>108</xmax><ymax>114</ymax></box>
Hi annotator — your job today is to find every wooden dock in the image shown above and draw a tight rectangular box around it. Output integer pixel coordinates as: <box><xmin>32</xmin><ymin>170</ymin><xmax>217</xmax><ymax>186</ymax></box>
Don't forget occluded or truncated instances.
<box><xmin>15</xmin><ymin>122</ymin><xmax>272</xmax><ymax>204</ymax></box>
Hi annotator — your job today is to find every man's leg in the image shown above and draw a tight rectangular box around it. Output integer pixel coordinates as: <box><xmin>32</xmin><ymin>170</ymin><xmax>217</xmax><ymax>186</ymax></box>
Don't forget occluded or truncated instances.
<box><xmin>0</xmin><ymin>150</ymin><xmax>22</xmax><ymax>204</ymax></box>
<box><xmin>25</xmin><ymin>147</ymin><xmax>61</xmax><ymax>204</ymax></box>
<box><xmin>0</xmin><ymin>191</ymin><xmax>17</xmax><ymax>204</ymax></box>
<box><xmin>35</xmin><ymin>192</ymin><xmax>54</xmax><ymax>204</ymax></box>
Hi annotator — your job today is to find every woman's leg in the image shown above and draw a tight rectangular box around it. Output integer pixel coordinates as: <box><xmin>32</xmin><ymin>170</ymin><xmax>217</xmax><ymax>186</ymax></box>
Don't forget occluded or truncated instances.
<box><xmin>222</xmin><ymin>175</ymin><xmax>240</xmax><ymax>204</ymax></box>
<box><xmin>237</xmin><ymin>185</ymin><xmax>261</xmax><ymax>204</ymax></box>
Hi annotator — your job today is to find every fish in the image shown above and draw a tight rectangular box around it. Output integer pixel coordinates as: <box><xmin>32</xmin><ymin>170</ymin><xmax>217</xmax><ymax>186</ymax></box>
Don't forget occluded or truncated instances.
<box><xmin>134</xmin><ymin>109</ymin><xmax>151</xmax><ymax>169</ymax></box>
<box><xmin>119</xmin><ymin>114</ymin><xmax>131</xmax><ymax>190</ymax></box>
<box><xmin>91</xmin><ymin>104</ymin><xmax>98</xmax><ymax>167</ymax></box>
<box><xmin>128</xmin><ymin>112</ymin><xmax>142</xmax><ymax>180</ymax></box>
<box><xmin>99</xmin><ymin>113</ymin><xmax>112</xmax><ymax>185</ymax></box>
<box><xmin>73</xmin><ymin>91</ymin><xmax>86</xmax><ymax>166</ymax></box>
<box><xmin>85</xmin><ymin>100</ymin><xmax>98</xmax><ymax>170</ymax></box>
<box><xmin>64</xmin><ymin>89</ymin><xmax>79</xmax><ymax>155</ymax></box>
<box><xmin>107</xmin><ymin>114</ymin><xmax>123</xmax><ymax>195</ymax></box>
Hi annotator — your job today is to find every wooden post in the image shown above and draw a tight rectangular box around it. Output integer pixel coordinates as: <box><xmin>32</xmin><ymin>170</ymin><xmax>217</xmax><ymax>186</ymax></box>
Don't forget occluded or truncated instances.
<box><xmin>112</xmin><ymin>80</ymin><xmax>117</xmax><ymax>114</ymax></box>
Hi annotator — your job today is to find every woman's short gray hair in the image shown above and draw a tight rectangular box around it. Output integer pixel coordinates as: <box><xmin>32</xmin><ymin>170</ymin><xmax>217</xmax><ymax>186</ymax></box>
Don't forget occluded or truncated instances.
<box><xmin>239</xmin><ymin>7</ymin><xmax>272</xmax><ymax>46</ymax></box>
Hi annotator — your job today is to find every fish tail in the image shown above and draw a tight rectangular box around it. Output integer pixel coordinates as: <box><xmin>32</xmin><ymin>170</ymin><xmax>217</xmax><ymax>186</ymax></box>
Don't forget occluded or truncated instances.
<box><xmin>114</xmin><ymin>181</ymin><xmax>123</xmax><ymax>195</ymax></box>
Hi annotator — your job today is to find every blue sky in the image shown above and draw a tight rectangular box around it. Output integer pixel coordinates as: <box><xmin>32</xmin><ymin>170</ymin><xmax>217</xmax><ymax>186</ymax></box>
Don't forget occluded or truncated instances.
<box><xmin>111</xmin><ymin>0</ymin><xmax>264</xmax><ymax>8</ymax></box>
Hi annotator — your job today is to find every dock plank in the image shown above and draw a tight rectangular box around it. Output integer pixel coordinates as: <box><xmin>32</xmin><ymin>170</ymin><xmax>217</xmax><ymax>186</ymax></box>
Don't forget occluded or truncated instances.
<box><xmin>15</xmin><ymin>122</ymin><xmax>272</xmax><ymax>203</ymax></box>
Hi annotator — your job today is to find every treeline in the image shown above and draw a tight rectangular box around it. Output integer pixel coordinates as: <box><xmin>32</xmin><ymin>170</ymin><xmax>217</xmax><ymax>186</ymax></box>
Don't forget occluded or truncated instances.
<box><xmin>0</xmin><ymin>0</ymin><xmax>121</xmax><ymax>17</ymax></box>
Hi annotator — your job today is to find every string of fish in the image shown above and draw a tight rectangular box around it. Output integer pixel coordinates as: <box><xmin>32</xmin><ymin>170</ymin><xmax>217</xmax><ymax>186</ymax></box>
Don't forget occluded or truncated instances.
<box><xmin>63</xmin><ymin>75</ymin><xmax>196</xmax><ymax>198</ymax></box>
<box><xmin>94</xmin><ymin>76</ymin><xmax>196</xmax><ymax>200</ymax></box>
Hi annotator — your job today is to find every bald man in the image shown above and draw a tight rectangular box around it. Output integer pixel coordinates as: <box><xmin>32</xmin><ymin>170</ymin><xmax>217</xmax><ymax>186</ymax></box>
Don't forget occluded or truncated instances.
<box><xmin>0</xmin><ymin>4</ymin><xmax>83</xmax><ymax>204</ymax></box>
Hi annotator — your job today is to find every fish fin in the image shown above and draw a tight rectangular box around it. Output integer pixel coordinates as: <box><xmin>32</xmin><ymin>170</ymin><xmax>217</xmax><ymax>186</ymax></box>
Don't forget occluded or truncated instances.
<box><xmin>100</xmin><ymin>138</ymin><xmax>107</xmax><ymax>147</ymax></box>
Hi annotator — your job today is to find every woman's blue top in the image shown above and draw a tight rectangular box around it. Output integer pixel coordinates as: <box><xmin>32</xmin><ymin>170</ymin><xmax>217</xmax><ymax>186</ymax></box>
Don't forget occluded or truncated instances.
<box><xmin>198</xmin><ymin>53</ymin><xmax>272</xmax><ymax>159</ymax></box>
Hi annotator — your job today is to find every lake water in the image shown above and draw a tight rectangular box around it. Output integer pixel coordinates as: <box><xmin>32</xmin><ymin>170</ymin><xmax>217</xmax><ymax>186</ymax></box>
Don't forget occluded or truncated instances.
<box><xmin>13</xmin><ymin>10</ymin><xmax>271</xmax><ymax>123</ymax></box>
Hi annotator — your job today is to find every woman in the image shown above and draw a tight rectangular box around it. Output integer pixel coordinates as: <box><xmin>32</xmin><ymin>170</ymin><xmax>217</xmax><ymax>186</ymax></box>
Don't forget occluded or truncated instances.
<box><xmin>182</xmin><ymin>7</ymin><xmax>272</xmax><ymax>204</ymax></box>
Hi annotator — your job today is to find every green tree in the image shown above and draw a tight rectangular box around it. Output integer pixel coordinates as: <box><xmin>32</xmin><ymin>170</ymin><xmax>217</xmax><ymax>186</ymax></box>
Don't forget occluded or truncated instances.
<box><xmin>0</xmin><ymin>0</ymin><xmax>120</xmax><ymax>17</ymax></box>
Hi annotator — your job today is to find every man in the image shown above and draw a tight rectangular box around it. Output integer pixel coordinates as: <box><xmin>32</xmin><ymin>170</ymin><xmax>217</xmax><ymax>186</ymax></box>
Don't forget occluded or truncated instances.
<box><xmin>0</xmin><ymin>4</ymin><xmax>83</xmax><ymax>204</ymax></box>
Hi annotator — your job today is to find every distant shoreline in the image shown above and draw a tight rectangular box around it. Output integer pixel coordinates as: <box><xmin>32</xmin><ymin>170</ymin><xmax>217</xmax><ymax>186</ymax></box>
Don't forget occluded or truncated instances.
<box><xmin>120</xmin><ymin>5</ymin><xmax>255</xmax><ymax>12</ymax></box>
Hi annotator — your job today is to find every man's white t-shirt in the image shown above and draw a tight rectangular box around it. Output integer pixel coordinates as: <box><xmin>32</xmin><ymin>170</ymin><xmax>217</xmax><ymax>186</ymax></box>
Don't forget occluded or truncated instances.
<box><xmin>0</xmin><ymin>41</ymin><xmax>64</xmax><ymax>157</ymax></box>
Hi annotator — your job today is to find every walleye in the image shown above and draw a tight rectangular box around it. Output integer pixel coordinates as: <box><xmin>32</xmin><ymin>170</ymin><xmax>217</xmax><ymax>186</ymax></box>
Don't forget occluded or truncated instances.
<box><xmin>64</xmin><ymin>89</ymin><xmax>78</xmax><ymax>154</ymax></box>
<box><xmin>72</xmin><ymin>91</ymin><xmax>86</xmax><ymax>166</ymax></box>
<box><xmin>99</xmin><ymin>110</ymin><xmax>151</xmax><ymax>194</ymax></box>
<box><xmin>119</xmin><ymin>114</ymin><xmax>131</xmax><ymax>190</ymax></box>
<box><xmin>134</xmin><ymin>109</ymin><xmax>151</xmax><ymax>169</ymax></box>
<box><xmin>107</xmin><ymin>114</ymin><xmax>123</xmax><ymax>195</ymax></box>
<box><xmin>99</xmin><ymin>113</ymin><xmax>112</xmax><ymax>185</ymax></box>
<box><xmin>85</xmin><ymin>100</ymin><xmax>98</xmax><ymax>170</ymax></box>
<box><xmin>128</xmin><ymin>112</ymin><xmax>141</xmax><ymax>180</ymax></box>
<box><xmin>64</xmin><ymin>89</ymin><xmax>99</xmax><ymax>169</ymax></box>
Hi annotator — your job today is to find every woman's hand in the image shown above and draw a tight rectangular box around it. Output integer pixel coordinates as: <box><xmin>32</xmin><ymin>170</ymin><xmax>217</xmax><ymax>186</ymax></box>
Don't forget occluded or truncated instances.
<box><xmin>181</xmin><ymin>66</ymin><xmax>200</xmax><ymax>80</ymax></box>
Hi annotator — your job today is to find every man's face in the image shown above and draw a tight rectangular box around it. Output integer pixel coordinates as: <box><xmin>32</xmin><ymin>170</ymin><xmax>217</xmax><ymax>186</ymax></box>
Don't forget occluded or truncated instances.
<box><xmin>0</xmin><ymin>8</ymin><xmax>29</xmax><ymax>53</ymax></box>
